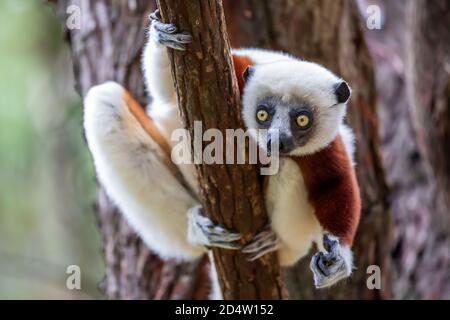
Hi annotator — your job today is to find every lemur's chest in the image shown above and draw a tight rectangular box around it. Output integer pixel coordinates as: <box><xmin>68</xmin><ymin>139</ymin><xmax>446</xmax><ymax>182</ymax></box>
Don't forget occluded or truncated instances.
<box><xmin>265</xmin><ymin>158</ymin><xmax>321</xmax><ymax>250</ymax></box>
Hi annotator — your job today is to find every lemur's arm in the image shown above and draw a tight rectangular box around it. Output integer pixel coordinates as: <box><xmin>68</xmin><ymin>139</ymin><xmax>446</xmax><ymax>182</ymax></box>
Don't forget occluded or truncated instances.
<box><xmin>142</xmin><ymin>10</ymin><xmax>192</xmax><ymax>104</ymax></box>
<box><xmin>297</xmin><ymin>135</ymin><xmax>361</xmax><ymax>288</ymax></box>
<box><xmin>298</xmin><ymin>136</ymin><xmax>360</xmax><ymax>246</ymax></box>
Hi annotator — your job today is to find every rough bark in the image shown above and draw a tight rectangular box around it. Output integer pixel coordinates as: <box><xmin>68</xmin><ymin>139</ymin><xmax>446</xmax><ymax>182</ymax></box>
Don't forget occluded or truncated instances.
<box><xmin>157</xmin><ymin>0</ymin><xmax>286</xmax><ymax>300</ymax></box>
<box><xmin>403</xmin><ymin>0</ymin><xmax>450</xmax><ymax>298</ymax></box>
<box><xmin>56</xmin><ymin>0</ymin><xmax>209</xmax><ymax>299</ymax></box>
<box><xmin>407</xmin><ymin>0</ymin><xmax>450</xmax><ymax>220</ymax></box>
<box><xmin>224</xmin><ymin>0</ymin><xmax>392</xmax><ymax>299</ymax></box>
<box><xmin>361</xmin><ymin>0</ymin><xmax>450</xmax><ymax>299</ymax></box>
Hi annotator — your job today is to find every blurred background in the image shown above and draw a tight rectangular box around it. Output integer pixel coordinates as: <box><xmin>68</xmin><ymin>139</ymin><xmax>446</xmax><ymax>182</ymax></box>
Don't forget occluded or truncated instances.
<box><xmin>0</xmin><ymin>0</ymin><xmax>449</xmax><ymax>299</ymax></box>
<box><xmin>0</xmin><ymin>0</ymin><xmax>102</xmax><ymax>299</ymax></box>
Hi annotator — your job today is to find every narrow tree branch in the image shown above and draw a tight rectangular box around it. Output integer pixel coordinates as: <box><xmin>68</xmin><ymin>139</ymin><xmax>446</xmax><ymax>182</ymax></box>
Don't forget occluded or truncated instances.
<box><xmin>157</xmin><ymin>0</ymin><xmax>286</xmax><ymax>299</ymax></box>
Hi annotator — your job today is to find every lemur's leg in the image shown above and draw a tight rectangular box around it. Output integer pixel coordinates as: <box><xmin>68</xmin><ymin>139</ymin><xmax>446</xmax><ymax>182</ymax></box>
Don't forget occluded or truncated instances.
<box><xmin>84</xmin><ymin>82</ymin><xmax>241</xmax><ymax>260</ymax></box>
<box><xmin>310</xmin><ymin>234</ymin><xmax>353</xmax><ymax>288</ymax></box>
<box><xmin>142</xmin><ymin>9</ymin><xmax>192</xmax><ymax>103</ymax></box>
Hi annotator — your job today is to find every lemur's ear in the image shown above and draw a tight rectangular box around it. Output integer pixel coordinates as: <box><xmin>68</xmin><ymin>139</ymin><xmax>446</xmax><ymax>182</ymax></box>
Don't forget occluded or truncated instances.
<box><xmin>335</xmin><ymin>81</ymin><xmax>351</xmax><ymax>104</ymax></box>
<box><xmin>243</xmin><ymin>66</ymin><xmax>255</xmax><ymax>83</ymax></box>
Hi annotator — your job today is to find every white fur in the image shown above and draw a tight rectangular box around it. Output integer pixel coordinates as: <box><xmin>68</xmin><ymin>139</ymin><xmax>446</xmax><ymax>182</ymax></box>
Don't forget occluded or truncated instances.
<box><xmin>339</xmin><ymin>123</ymin><xmax>356</xmax><ymax>166</ymax></box>
<box><xmin>142</xmin><ymin>25</ymin><xmax>177</xmax><ymax>105</ymax></box>
<box><xmin>266</xmin><ymin>158</ymin><xmax>322</xmax><ymax>266</ymax></box>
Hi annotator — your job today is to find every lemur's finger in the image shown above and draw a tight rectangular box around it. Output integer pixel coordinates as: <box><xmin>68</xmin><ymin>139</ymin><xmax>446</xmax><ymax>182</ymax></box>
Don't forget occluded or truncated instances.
<box><xmin>158</xmin><ymin>31</ymin><xmax>192</xmax><ymax>45</ymax></box>
<box><xmin>315</xmin><ymin>253</ymin><xmax>332</xmax><ymax>276</ymax></box>
<box><xmin>250</xmin><ymin>229</ymin><xmax>276</xmax><ymax>243</ymax></box>
<box><xmin>246</xmin><ymin>242</ymin><xmax>279</xmax><ymax>261</ymax></box>
<box><xmin>153</xmin><ymin>20</ymin><xmax>177</xmax><ymax>34</ymax></box>
<box><xmin>242</xmin><ymin>233</ymin><xmax>277</xmax><ymax>253</ymax></box>
<box><xmin>174</xmin><ymin>32</ymin><xmax>193</xmax><ymax>43</ymax></box>
<box><xmin>201</xmin><ymin>223</ymin><xmax>241</xmax><ymax>239</ymax></box>
<box><xmin>208</xmin><ymin>232</ymin><xmax>242</xmax><ymax>242</ymax></box>
<box><xmin>210</xmin><ymin>241</ymin><xmax>241</xmax><ymax>250</ymax></box>
<box><xmin>160</xmin><ymin>40</ymin><xmax>186</xmax><ymax>51</ymax></box>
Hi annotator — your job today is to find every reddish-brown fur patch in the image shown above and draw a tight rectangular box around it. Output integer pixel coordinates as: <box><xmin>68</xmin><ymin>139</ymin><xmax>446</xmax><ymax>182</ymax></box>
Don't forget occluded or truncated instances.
<box><xmin>123</xmin><ymin>89</ymin><xmax>172</xmax><ymax>157</ymax></box>
<box><xmin>232</xmin><ymin>54</ymin><xmax>254</xmax><ymax>93</ymax></box>
<box><xmin>289</xmin><ymin>135</ymin><xmax>361</xmax><ymax>245</ymax></box>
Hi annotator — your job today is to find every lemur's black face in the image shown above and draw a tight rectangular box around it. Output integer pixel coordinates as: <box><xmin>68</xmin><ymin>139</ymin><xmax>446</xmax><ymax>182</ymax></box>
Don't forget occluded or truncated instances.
<box><xmin>254</xmin><ymin>96</ymin><xmax>316</xmax><ymax>154</ymax></box>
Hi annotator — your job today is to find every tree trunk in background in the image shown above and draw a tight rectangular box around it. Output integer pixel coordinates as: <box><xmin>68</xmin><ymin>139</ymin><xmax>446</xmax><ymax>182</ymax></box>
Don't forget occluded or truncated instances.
<box><xmin>358</xmin><ymin>0</ymin><xmax>450</xmax><ymax>299</ymax></box>
<box><xmin>157</xmin><ymin>0</ymin><xmax>286</xmax><ymax>300</ymax></box>
<box><xmin>224</xmin><ymin>0</ymin><xmax>392</xmax><ymax>299</ymax></box>
<box><xmin>404</xmin><ymin>0</ymin><xmax>450</xmax><ymax>298</ymax></box>
<box><xmin>407</xmin><ymin>1</ymin><xmax>450</xmax><ymax>219</ymax></box>
<box><xmin>57</xmin><ymin>0</ymin><xmax>209</xmax><ymax>299</ymax></box>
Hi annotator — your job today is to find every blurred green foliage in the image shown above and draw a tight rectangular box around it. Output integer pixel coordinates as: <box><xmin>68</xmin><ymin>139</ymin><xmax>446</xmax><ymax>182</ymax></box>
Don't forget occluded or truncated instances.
<box><xmin>0</xmin><ymin>0</ymin><xmax>103</xmax><ymax>299</ymax></box>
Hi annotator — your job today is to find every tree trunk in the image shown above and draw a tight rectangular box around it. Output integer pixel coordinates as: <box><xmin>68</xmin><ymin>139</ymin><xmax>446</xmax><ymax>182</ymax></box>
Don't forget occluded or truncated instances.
<box><xmin>157</xmin><ymin>0</ymin><xmax>286</xmax><ymax>300</ymax></box>
<box><xmin>224</xmin><ymin>0</ymin><xmax>392</xmax><ymax>299</ymax></box>
<box><xmin>57</xmin><ymin>0</ymin><xmax>209</xmax><ymax>299</ymax></box>
<box><xmin>407</xmin><ymin>0</ymin><xmax>450</xmax><ymax>219</ymax></box>
<box><xmin>403</xmin><ymin>0</ymin><xmax>450</xmax><ymax>298</ymax></box>
<box><xmin>58</xmin><ymin>0</ymin><xmax>394</xmax><ymax>299</ymax></box>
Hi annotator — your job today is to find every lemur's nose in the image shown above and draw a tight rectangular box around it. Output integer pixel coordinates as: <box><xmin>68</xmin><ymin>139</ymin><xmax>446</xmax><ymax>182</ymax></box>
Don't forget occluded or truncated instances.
<box><xmin>279</xmin><ymin>133</ymin><xmax>294</xmax><ymax>154</ymax></box>
<box><xmin>267</xmin><ymin>133</ymin><xmax>294</xmax><ymax>154</ymax></box>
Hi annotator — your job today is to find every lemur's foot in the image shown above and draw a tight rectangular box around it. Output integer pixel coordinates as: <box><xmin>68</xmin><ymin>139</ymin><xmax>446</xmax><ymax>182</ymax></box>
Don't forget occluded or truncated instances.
<box><xmin>187</xmin><ymin>205</ymin><xmax>242</xmax><ymax>250</ymax></box>
<box><xmin>310</xmin><ymin>234</ymin><xmax>352</xmax><ymax>289</ymax></box>
<box><xmin>242</xmin><ymin>224</ymin><xmax>279</xmax><ymax>261</ymax></box>
<box><xmin>149</xmin><ymin>9</ymin><xmax>192</xmax><ymax>51</ymax></box>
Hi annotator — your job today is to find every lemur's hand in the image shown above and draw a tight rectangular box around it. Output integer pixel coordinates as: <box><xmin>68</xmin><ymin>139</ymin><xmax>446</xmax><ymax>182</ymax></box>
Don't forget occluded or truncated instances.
<box><xmin>242</xmin><ymin>224</ymin><xmax>279</xmax><ymax>261</ymax></box>
<box><xmin>149</xmin><ymin>9</ymin><xmax>192</xmax><ymax>51</ymax></box>
<box><xmin>187</xmin><ymin>205</ymin><xmax>242</xmax><ymax>250</ymax></box>
<box><xmin>310</xmin><ymin>234</ymin><xmax>352</xmax><ymax>289</ymax></box>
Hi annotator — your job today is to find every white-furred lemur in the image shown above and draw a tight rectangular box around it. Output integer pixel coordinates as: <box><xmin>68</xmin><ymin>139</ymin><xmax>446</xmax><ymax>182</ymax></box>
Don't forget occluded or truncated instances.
<box><xmin>83</xmin><ymin>10</ymin><xmax>361</xmax><ymax>297</ymax></box>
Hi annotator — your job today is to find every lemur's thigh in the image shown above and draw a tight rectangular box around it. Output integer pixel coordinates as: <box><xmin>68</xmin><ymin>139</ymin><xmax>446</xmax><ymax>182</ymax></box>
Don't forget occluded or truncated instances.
<box><xmin>84</xmin><ymin>82</ymin><xmax>204</xmax><ymax>260</ymax></box>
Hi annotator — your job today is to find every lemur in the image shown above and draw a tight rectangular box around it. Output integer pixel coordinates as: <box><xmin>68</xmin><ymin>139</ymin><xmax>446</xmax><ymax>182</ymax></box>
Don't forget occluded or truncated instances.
<box><xmin>83</xmin><ymin>10</ymin><xmax>361</xmax><ymax>294</ymax></box>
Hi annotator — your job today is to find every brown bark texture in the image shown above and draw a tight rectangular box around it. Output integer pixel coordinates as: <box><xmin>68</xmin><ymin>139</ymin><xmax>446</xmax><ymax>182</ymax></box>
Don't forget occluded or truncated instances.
<box><xmin>156</xmin><ymin>0</ymin><xmax>286</xmax><ymax>300</ymax></box>
<box><xmin>362</xmin><ymin>0</ymin><xmax>450</xmax><ymax>299</ymax></box>
<box><xmin>407</xmin><ymin>0</ymin><xmax>450</xmax><ymax>219</ymax></box>
<box><xmin>404</xmin><ymin>0</ymin><xmax>450</xmax><ymax>298</ymax></box>
<box><xmin>57</xmin><ymin>0</ymin><xmax>209</xmax><ymax>299</ymax></box>
<box><xmin>224</xmin><ymin>0</ymin><xmax>392</xmax><ymax>299</ymax></box>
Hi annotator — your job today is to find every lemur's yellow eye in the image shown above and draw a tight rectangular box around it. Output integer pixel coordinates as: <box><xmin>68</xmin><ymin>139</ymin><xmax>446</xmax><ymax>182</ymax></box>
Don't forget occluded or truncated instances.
<box><xmin>296</xmin><ymin>114</ymin><xmax>310</xmax><ymax>128</ymax></box>
<box><xmin>257</xmin><ymin>109</ymin><xmax>269</xmax><ymax>122</ymax></box>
